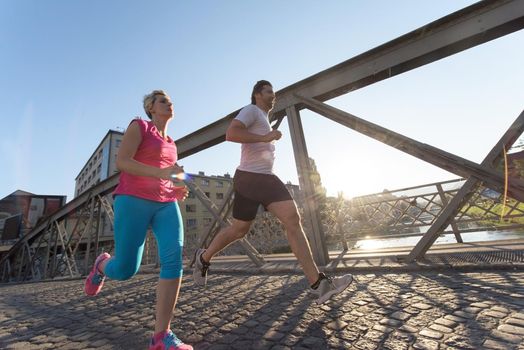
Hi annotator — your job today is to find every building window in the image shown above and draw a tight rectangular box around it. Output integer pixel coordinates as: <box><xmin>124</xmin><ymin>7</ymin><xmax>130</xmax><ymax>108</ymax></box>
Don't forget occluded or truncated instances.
<box><xmin>186</xmin><ymin>204</ymin><xmax>196</xmax><ymax>213</ymax></box>
<box><xmin>187</xmin><ymin>191</ymin><xmax>195</xmax><ymax>199</ymax></box>
<box><xmin>115</xmin><ymin>139</ymin><xmax>121</xmax><ymax>147</ymax></box>
<box><xmin>216</xmin><ymin>193</ymin><xmax>224</xmax><ymax>200</ymax></box>
<box><xmin>201</xmin><ymin>179</ymin><xmax>209</xmax><ymax>186</ymax></box>
<box><xmin>203</xmin><ymin>218</ymin><xmax>212</xmax><ymax>227</ymax></box>
<box><xmin>205</xmin><ymin>192</ymin><xmax>210</xmax><ymax>198</ymax></box>
<box><xmin>216</xmin><ymin>181</ymin><xmax>224</xmax><ymax>188</ymax></box>
<box><xmin>186</xmin><ymin>219</ymin><xmax>197</xmax><ymax>228</ymax></box>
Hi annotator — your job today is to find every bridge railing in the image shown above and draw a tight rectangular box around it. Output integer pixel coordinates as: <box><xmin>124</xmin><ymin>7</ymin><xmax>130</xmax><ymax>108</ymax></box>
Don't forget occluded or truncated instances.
<box><xmin>321</xmin><ymin>178</ymin><xmax>524</xmax><ymax>249</ymax></box>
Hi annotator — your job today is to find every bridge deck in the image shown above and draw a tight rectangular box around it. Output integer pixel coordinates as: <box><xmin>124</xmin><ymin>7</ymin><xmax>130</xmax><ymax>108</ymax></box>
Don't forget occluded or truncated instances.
<box><xmin>196</xmin><ymin>239</ymin><xmax>524</xmax><ymax>275</ymax></box>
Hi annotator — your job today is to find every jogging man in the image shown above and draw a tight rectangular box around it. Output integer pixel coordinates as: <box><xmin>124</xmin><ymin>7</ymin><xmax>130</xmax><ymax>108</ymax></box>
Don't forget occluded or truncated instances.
<box><xmin>192</xmin><ymin>80</ymin><xmax>352</xmax><ymax>304</ymax></box>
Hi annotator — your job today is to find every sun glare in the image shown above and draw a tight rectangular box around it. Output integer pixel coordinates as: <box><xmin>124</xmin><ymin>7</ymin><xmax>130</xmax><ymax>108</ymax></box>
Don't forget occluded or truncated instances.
<box><xmin>171</xmin><ymin>172</ymin><xmax>190</xmax><ymax>181</ymax></box>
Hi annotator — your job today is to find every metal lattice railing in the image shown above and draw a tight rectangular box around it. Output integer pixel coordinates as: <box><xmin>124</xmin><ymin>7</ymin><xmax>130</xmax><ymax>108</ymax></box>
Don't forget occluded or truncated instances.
<box><xmin>321</xmin><ymin>178</ymin><xmax>524</xmax><ymax>249</ymax></box>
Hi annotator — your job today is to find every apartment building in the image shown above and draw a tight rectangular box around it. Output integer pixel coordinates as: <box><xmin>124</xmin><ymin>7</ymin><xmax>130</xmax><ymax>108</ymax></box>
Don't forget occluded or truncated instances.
<box><xmin>180</xmin><ymin>171</ymin><xmax>233</xmax><ymax>236</ymax></box>
<box><xmin>74</xmin><ymin>129</ymin><xmax>124</xmax><ymax>197</ymax></box>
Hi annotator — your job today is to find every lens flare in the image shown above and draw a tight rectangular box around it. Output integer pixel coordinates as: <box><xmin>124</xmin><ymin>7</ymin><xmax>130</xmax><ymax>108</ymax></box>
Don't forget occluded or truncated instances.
<box><xmin>171</xmin><ymin>172</ymin><xmax>190</xmax><ymax>181</ymax></box>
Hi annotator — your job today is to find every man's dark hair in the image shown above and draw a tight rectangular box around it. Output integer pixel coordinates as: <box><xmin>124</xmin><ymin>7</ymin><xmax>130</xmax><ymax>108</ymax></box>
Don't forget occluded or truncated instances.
<box><xmin>251</xmin><ymin>80</ymin><xmax>272</xmax><ymax>104</ymax></box>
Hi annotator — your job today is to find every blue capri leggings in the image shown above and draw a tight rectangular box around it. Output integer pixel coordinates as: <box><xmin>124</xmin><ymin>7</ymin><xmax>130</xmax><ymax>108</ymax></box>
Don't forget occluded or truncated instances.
<box><xmin>104</xmin><ymin>195</ymin><xmax>184</xmax><ymax>280</ymax></box>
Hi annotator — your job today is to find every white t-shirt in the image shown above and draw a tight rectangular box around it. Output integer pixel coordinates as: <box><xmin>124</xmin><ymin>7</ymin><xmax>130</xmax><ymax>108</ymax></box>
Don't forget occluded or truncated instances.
<box><xmin>234</xmin><ymin>104</ymin><xmax>275</xmax><ymax>174</ymax></box>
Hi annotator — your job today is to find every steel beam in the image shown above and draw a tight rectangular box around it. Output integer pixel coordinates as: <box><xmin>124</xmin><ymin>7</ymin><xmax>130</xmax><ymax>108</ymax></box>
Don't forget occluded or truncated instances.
<box><xmin>286</xmin><ymin>106</ymin><xmax>329</xmax><ymax>266</ymax></box>
<box><xmin>190</xmin><ymin>185</ymin><xmax>235</xmax><ymax>267</ymax></box>
<box><xmin>175</xmin><ymin>0</ymin><xmax>524</xmax><ymax>159</ymax></box>
<box><xmin>183</xmin><ymin>179</ymin><xmax>266</xmax><ymax>267</ymax></box>
<box><xmin>0</xmin><ymin>177</ymin><xmax>118</xmax><ymax>267</ymax></box>
<box><xmin>294</xmin><ymin>93</ymin><xmax>524</xmax><ymax>202</ymax></box>
<box><xmin>436</xmin><ymin>183</ymin><xmax>462</xmax><ymax>243</ymax></box>
<box><xmin>406</xmin><ymin>108</ymin><xmax>524</xmax><ymax>261</ymax></box>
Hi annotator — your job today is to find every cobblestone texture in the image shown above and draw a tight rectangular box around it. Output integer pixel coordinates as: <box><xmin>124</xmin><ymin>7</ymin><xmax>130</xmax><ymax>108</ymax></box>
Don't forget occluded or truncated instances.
<box><xmin>1</xmin><ymin>270</ymin><xmax>524</xmax><ymax>349</ymax></box>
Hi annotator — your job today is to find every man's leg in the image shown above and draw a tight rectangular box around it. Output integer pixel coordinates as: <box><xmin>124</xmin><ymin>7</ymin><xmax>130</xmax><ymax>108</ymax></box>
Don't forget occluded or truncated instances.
<box><xmin>193</xmin><ymin>182</ymin><xmax>260</xmax><ymax>286</ymax></box>
<box><xmin>267</xmin><ymin>199</ymin><xmax>353</xmax><ymax>304</ymax></box>
<box><xmin>202</xmin><ymin>218</ymin><xmax>253</xmax><ymax>262</ymax></box>
<box><xmin>266</xmin><ymin>200</ymin><xmax>320</xmax><ymax>285</ymax></box>
<box><xmin>192</xmin><ymin>218</ymin><xmax>253</xmax><ymax>286</ymax></box>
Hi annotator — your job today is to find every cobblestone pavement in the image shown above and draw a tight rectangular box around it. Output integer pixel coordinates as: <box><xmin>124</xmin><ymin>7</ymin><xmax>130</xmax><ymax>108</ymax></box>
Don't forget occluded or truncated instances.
<box><xmin>1</xmin><ymin>270</ymin><xmax>524</xmax><ymax>349</ymax></box>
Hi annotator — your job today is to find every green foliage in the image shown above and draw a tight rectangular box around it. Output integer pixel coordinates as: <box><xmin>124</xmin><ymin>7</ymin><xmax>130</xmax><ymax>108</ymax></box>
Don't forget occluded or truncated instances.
<box><xmin>462</xmin><ymin>199</ymin><xmax>524</xmax><ymax>226</ymax></box>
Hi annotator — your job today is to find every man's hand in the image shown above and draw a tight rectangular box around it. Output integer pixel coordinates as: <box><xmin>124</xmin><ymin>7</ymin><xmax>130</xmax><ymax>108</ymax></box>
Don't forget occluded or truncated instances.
<box><xmin>263</xmin><ymin>130</ymin><xmax>282</xmax><ymax>142</ymax></box>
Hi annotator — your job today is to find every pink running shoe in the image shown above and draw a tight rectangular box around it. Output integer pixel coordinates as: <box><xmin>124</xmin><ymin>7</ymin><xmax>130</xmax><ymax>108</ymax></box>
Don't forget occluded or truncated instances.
<box><xmin>149</xmin><ymin>330</ymin><xmax>193</xmax><ymax>350</ymax></box>
<box><xmin>84</xmin><ymin>252</ymin><xmax>110</xmax><ymax>296</ymax></box>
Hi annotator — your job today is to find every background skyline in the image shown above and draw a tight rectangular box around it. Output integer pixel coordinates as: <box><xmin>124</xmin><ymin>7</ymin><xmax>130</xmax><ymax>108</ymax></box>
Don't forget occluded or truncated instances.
<box><xmin>1</xmin><ymin>0</ymin><xmax>523</xmax><ymax>202</ymax></box>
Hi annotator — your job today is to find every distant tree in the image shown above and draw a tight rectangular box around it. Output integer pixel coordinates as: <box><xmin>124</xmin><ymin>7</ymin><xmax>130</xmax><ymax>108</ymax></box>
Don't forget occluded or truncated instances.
<box><xmin>308</xmin><ymin>157</ymin><xmax>327</xmax><ymax>207</ymax></box>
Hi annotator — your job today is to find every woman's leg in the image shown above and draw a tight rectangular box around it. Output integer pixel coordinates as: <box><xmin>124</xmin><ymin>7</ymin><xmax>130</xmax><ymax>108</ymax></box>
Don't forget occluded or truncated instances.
<box><xmin>101</xmin><ymin>195</ymin><xmax>153</xmax><ymax>280</ymax></box>
<box><xmin>150</xmin><ymin>201</ymin><xmax>184</xmax><ymax>334</ymax></box>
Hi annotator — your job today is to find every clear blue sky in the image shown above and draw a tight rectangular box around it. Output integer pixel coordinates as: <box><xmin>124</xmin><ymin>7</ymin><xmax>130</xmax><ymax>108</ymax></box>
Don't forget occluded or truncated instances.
<box><xmin>1</xmin><ymin>0</ymin><xmax>523</xmax><ymax>202</ymax></box>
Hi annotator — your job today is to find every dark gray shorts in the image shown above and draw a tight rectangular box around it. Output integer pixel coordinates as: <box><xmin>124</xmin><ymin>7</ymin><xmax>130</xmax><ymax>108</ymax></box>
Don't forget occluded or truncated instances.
<box><xmin>232</xmin><ymin>169</ymin><xmax>293</xmax><ymax>221</ymax></box>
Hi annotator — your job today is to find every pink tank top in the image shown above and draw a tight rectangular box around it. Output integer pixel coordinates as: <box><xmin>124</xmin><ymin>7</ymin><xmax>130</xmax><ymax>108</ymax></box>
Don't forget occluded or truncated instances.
<box><xmin>113</xmin><ymin>118</ymin><xmax>183</xmax><ymax>202</ymax></box>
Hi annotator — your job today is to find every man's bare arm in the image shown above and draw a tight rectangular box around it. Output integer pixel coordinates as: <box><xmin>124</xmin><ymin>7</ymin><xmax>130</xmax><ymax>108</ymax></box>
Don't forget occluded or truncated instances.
<box><xmin>226</xmin><ymin>119</ymin><xmax>281</xmax><ymax>144</ymax></box>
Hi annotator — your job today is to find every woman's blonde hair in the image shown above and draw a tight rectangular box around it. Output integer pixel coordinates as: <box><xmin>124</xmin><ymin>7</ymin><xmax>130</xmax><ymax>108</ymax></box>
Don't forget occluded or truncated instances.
<box><xmin>143</xmin><ymin>90</ymin><xmax>168</xmax><ymax>119</ymax></box>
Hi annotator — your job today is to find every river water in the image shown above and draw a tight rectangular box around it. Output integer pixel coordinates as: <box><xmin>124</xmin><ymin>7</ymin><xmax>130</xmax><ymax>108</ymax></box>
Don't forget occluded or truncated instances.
<box><xmin>351</xmin><ymin>230</ymin><xmax>524</xmax><ymax>250</ymax></box>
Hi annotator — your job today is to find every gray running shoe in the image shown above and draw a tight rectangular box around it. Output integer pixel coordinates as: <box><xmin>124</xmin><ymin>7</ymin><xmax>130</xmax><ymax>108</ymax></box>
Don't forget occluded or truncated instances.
<box><xmin>311</xmin><ymin>274</ymin><xmax>353</xmax><ymax>304</ymax></box>
<box><xmin>192</xmin><ymin>248</ymin><xmax>209</xmax><ymax>287</ymax></box>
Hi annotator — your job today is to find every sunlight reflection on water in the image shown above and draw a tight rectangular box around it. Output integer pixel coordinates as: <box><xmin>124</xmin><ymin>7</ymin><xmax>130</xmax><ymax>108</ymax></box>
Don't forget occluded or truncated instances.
<box><xmin>348</xmin><ymin>230</ymin><xmax>524</xmax><ymax>250</ymax></box>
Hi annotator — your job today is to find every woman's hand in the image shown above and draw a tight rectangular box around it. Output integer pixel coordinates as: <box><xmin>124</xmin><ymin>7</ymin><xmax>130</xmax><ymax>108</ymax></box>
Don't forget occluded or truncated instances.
<box><xmin>157</xmin><ymin>164</ymin><xmax>185</xmax><ymax>180</ymax></box>
<box><xmin>173</xmin><ymin>185</ymin><xmax>189</xmax><ymax>201</ymax></box>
